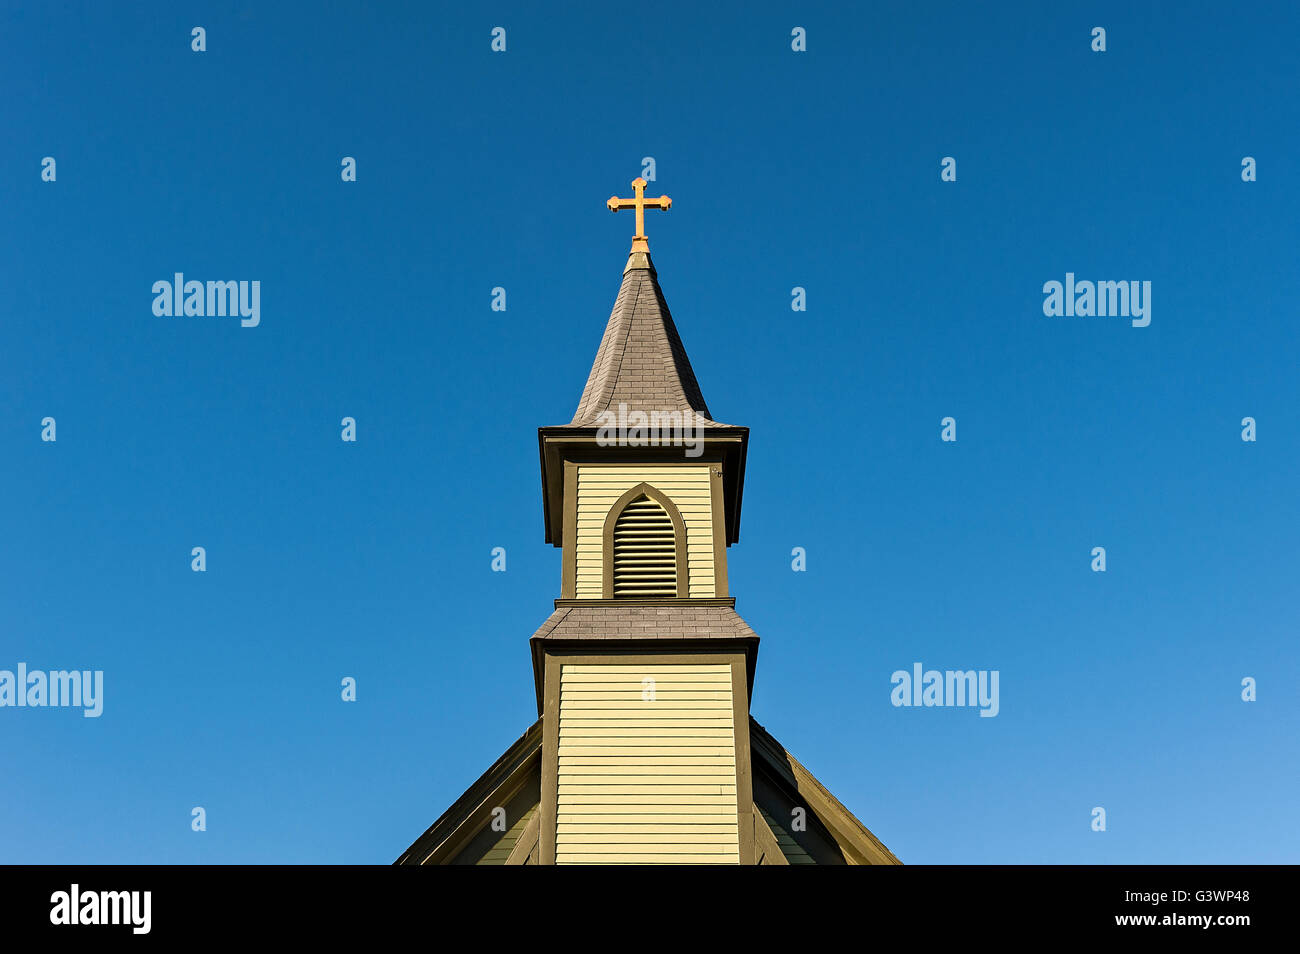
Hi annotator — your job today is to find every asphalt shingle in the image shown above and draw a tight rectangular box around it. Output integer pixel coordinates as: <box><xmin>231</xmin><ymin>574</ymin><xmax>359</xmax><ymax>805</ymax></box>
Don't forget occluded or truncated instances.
<box><xmin>530</xmin><ymin>603</ymin><xmax>760</xmax><ymax>642</ymax></box>
<box><xmin>565</xmin><ymin>253</ymin><xmax>730</xmax><ymax>428</ymax></box>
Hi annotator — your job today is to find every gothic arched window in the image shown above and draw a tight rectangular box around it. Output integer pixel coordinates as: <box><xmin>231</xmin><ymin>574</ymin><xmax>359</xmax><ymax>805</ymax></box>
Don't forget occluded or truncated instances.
<box><xmin>602</xmin><ymin>483</ymin><xmax>688</xmax><ymax>598</ymax></box>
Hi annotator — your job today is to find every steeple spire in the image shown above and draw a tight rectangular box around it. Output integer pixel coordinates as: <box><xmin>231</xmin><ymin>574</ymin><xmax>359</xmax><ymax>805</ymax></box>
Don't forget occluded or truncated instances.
<box><xmin>535</xmin><ymin>176</ymin><xmax>750</xmax><ymax>554</ymax></box>
<box><xmin>567</xmin><ymin>250</ymin><xmax>723</xmax><ymax>429</ymax></box>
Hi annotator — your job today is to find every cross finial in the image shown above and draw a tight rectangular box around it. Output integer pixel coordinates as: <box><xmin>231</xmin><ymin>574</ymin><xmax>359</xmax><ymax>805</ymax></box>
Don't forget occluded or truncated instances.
<box><xmin>607</xmin><ymin>177</ymin><xmax>671</xmax><ymax>252</ymax></box>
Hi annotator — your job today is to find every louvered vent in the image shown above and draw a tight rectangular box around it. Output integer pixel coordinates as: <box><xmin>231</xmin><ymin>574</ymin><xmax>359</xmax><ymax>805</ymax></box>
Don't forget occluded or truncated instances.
<box><xmin>612</xmin><ymin>495</ymin><xmax>677</xmax><ymax>597</ymax></box>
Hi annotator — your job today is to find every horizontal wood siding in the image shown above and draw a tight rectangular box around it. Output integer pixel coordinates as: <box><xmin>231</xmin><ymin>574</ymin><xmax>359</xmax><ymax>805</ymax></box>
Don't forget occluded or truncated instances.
<box><xmin>556</xmin><ymin>664</ymin><xmax>739</xmax><ymax>864</ymax></box>
<box><xmin>575</xmin><ymin>465</ymin><xmax>714</xmax><ymax>598</ymax></box>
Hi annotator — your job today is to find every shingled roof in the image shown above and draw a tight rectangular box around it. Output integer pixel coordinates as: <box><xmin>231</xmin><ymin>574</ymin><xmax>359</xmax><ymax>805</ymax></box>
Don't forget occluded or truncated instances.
<box><xmin>528</xmin><ymin>601</ymin><xmax>761</xmax><ymax>710</ymax></box>
<box><xmin>566</xmin><ymin>251</ymin><xmax>730</xmax><ymax>428</ymax></box>
<box><xmin>530</xmin><ymin>601</ymin><xmax>759</xmax><ymax>643</ymax></box>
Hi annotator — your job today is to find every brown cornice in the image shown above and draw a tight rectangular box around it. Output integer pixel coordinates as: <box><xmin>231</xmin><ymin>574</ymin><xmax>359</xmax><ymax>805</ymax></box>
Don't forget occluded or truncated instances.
<box><xmin>537</xmin><ymin>426</ymin><xmax>749</xmax><ymax>548</ymax></box>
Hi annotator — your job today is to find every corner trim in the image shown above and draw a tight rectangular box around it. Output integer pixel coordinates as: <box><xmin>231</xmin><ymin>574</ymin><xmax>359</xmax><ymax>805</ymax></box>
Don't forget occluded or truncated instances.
<box><xmin>709</xmin><ymin>462</ymin><xmax>729</xmax><ymax>596</ymax></box>
<box><xmin>561</xmin><ymin>461</ymin><xmax>578</xmax><ymax>598</ymax></box>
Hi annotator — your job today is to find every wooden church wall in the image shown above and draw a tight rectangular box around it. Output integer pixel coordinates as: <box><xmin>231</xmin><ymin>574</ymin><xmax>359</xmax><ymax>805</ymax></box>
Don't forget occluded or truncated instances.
<box><xmin>574</xmin><ymin>464</ymin><xmax>716</xmax><ymax>598</ymax></box>
<box><xmin>554</xmin><ymin>662</ymin><xmax>740</xmax><ymax>864</ymax></box>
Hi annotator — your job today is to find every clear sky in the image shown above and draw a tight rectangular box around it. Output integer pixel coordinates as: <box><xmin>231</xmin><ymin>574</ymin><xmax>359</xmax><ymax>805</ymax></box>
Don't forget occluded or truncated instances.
<box><xmin>2</xmin><ymin>1</ymin><xmax>1297</xmax><ymax>864</ymax></box>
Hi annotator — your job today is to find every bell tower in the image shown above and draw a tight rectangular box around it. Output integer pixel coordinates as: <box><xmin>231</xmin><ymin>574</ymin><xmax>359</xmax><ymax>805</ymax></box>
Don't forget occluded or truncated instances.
<box><xmin>531</xmin><ymin>179</ymin><xmax>756</xmax><ymax>863</ymax></box>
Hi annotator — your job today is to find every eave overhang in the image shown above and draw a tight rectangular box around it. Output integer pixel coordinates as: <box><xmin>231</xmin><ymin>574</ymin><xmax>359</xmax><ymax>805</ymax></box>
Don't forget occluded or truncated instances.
<box><xmin>537</xmin><ymin>425</ymin><xmax>749</xmax><ymax>548</ymax></box>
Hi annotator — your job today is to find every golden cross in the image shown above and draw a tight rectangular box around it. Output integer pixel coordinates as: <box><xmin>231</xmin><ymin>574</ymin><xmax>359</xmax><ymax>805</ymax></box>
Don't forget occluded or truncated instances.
<box><xmin>607</xmin><ymin>177</ymin><xmax>671</xmax><ymax>251</ymax></box>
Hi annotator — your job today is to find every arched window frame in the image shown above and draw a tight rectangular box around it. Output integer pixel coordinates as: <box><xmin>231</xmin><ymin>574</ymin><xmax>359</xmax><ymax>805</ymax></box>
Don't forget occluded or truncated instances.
<box><xmin>601</xmin><ymin>482</ymin><xmax>689</xmax><ymax>599</ymax></box>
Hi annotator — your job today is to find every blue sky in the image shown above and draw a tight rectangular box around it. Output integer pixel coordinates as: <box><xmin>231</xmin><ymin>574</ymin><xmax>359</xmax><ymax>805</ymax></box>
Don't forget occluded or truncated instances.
<box><xmin>2</xmin><ymin>0</ymin><xmax>1297</xmax><ymax>863</ymax></box>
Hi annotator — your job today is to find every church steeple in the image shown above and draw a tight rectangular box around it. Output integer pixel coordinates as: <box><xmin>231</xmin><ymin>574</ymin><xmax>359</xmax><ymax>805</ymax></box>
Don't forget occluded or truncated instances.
<box><xmin>571</xmin><ymin>177</ymin><xmax>725</xmax><ymax>428</ymax></box>
<box><xmin>525</xmin><ymin>178</ymin><xmax>760</xmax><ymax>862</ymax></box>
<box><xmin>537</xmin><ymin>179</ymin><xmax>749</xmax><ymax>584</ymax></box>
<box><xmin>396</xmin><ymin>177</ymin><xmax>900</xmax><ymax>867</ymax></box>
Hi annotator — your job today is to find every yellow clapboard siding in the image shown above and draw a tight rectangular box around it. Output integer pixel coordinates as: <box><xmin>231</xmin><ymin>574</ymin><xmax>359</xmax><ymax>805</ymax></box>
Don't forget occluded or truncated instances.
<box><xmin>580</xmin><ymin>477</ymin><xmax>710</xmax><ymax>484</ymax></box>
<box><xmin>560</xmin><ymin>694</ymin><xmax>734</xmax><ymax>702</ymax></box>
<box><xmin>559</xmin><ymin>750</ymin><xmax>734</xmax><ymax>760</ymax></box>
<box><xmin>558</xmin><ymin>739</ymin><xmax>734</xmax><ymax>750</ymax></box>
<box><xmin>564</xmin><ymin>665</ymin><xmax>729</xmax><ymax>673</ymax></box>
<box><xmin>558</xmin><ymin>771</ymin><xmax>733</xmax><ymax>779</ymax></box>
<box><xmin>561</xmin><ymin>708</ymin><xmax>734</xmax><ymax>716</ymax></box>
<box><xmin>562</xmin><ymin>685</ymin><xmax>730</xmax><ymax>693</ymax></box>
<box><xmin>580</xmin><ymin>486</ymin><xmax>709</xmax><ymax>492</ymax></box>
<box><xmin>558</xmin><ymin>795</ymin><xmax>736</xmax><ymax>806</ymax></box>
<box><xmin>561</xmin><ymin>792</ymin><xmax>737</xmax><ymax>802</ymax></box>
<box><xmin>561</xmin><ymin>690</ymin><xmax>731</xmax><ymax>698</ymax></box>
<box><xmin>559</xmin><ymin>760</ymin><xmax>734</xmax><ymax>770</ymax></box>
<box><xmin>558</xmin><ymin>823</ymin><xmax>739</xmax><ymax>834</ymax></box>
<box><xmin>562</xmin><ymin>669</ymin><xmax>730</xmax><ymax>679</ymax></box>
<box><xmin>583</xmin><ymin>482</ymin><xmax>709</xmax><ymax>486</ymax></box>
<box><xmin>558</xmin><ymin>748</ymin><xmax>735</xmax><ymax>759</ymax></box>
<box><xmin>580</xmin><ymin>488</ymin><xmax>710</xmax><ymax>496</ymax></box>
<box><xmin>557</xmin><ymin>724</ymin><xmax>735</xmax><ymax>736</ymax></box>
<box><xmin>558</xmin><ymin>730</ymin><xmax>734</xmax><ymax>742</ymax></box>
<box><xmin>559</xmin><ymin>763</ymin><xmax>733</xmax><ymax>776</ymax></box>
<box><xmin>580</xmin><ymin>468</ymin><xmax>710</xmax><ymax>475</ymax></box>
<box><xmin>561</xmin><ymin>686</ymin><xmax>731</xmax><ymax>694</ymax></box>
<box><xmin>581</xmin><ymin>498</ymin><xmax>709</xmax><ymax>504</ymax></box>
<box><xmin>560</xmin><ymin>726</ymin><xmax>731</xmax><ymax>734</ymax></box>
<box><xmin>560</xmin><ymin>779</ymin><xmax>736</xmax><ymax>790</ymax></box>
<box><xmin>558</xmin><ymin>698</ymin><xmax>733</xmax><ymax>708</ymax></box>
<box><xmin>558</xmin><ymin>769</ymin><xmax>731</xmax><ymax>779</ymax></box>
<box><xmin>558</xmin><ymin>845</ymin><xmax>740</xmax><ymax>855</ymax></box>
<box><xmin>561</xmin><ymin>704</ymin><xmax>730</xmax><ymax>712</ymax></box>
<box><xmin>562</xmin><ymin>722</ymin><xmax>734</xmax><ymax>732</ymax></box>
<box><xmin>559</xmin><ymin>780</ymin><xmax>736</xmax><ymax>791</ymax></box>
<box><xmin>556</xmin><ymin>663</ymin><xmax>738</xmax><ymax>864</ymax></box>
<box><xmin>556</xmin><ymin>814</ymin><xmax>739</xmax><ymax>826</ymax></box>
<box><xmin>561</xmin><ymin>697</ymin><xmax>732</xmax><ymax>706</ymax></box>
<box><xmin>561</xmin><ymin>697</ymin><xmax>731</xmax><ymax>705</ymax></box>
<box><xmin>556</xmin><ymin>833</ymin><xmax>739</xmax><ymax>845</ymax></box>
<box><xmin>580</xmin><ymin>486</ymin><xmax>710</xmax><ymax>493</ymax></box>
<box><xmin>575</xmin><ymin>465</ymin><xmax>716</xmax><ymax>598</ymax></box>
<box><xmin>556</xmin><ymin>854</ymin><xmax>740</xmax><ymax>865</ymax></box>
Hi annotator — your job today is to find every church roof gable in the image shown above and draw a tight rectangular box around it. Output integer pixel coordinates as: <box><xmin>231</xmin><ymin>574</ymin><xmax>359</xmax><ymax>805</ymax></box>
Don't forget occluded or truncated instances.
<box><xmin>749</xmin><ymin>717</ymin><xmax>902</xmax><ymax>865</ymax></box>
<box><xmin>398</xmin><ymin>713</ymin><xmax>902</xmax><ymax>865</ymax></box>
<box><xmin>394</xmin><ymin>720</ymin><xmax>542</xmax><ymax>865</ymax></box>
